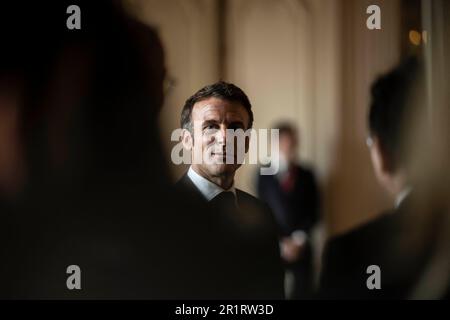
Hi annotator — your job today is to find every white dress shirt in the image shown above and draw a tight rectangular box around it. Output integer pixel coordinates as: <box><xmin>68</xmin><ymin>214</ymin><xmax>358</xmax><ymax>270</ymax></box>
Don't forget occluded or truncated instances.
<box><xmin>187</xmin><ymin>166</ymin><xmax>236</xmax><ymax>201</ymax></box>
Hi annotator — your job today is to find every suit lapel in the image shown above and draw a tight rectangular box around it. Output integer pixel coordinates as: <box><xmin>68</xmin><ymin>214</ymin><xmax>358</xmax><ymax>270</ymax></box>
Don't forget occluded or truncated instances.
<box><xmin>176</xmin><ymin>173</ymin><xmax>207</xmax><ymax>204</ymax></box>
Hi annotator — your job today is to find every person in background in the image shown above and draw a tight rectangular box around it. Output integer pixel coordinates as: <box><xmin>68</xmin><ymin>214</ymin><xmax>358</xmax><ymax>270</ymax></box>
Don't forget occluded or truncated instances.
<box><xmin>258</xmin><ymin>123</ymin><xmax>320</xmax><ymax>299</ymax></box>
<box><xmin>319</xmin><ymin>57</ymin><xmax>444</xmax><ymax>299</ymax></box>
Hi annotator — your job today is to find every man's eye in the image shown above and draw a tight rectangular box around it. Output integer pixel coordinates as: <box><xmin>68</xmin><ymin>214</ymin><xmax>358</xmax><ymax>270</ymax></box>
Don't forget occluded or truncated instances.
<box><xmin>204</xmin><ymin>124</ymin><xmax>218</xmax><ymax>130</ymax></box>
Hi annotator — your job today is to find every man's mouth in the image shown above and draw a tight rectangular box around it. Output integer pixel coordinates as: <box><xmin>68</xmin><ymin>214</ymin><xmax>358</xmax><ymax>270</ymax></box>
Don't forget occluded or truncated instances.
<box><xmin>209</xmin><ymin>152</ymin><xmax>236</xmax><ymax>164</ymax></box>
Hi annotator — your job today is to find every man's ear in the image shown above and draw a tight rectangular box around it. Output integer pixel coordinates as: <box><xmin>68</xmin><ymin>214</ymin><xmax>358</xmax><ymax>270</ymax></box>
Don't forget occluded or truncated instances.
<box><xmin>380</xmin><ymin>141</ymin><xmax>396</xmax><ymax>174</ymax></box>
<box><xmin>371</xmin><ymin>137</ymin><xmax>394</xmax><ymax>175</ymax></box>
<box><xmin>181</xmin><ymin>128</ymin><xmax>193</xmax><ymax>151</ymax></box>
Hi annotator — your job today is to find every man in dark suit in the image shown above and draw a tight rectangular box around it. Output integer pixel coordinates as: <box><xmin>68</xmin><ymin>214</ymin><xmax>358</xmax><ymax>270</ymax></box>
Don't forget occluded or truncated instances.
<box><xmin>319</xmin><ymin>58</ymin><xmax>441</xmax><ymax>299</ymax></box>
<box><xmin>257</xmin><ymin>124</ymin><xmax>320</xmax><ymax>299</ymax></box>
<box><xmin>174</xmin><ymin>81</ymin><xmax>284</xmax><ymax>299</ymax></box>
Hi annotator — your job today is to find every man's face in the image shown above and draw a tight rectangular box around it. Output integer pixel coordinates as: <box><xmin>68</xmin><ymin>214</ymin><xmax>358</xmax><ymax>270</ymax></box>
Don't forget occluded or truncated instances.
<box><xmin>185</xmin><ymin>97</ymin><xmax>250</xmax><ymax>181</ymax></box>
<box><xmin>279</xmin><ymin>132</ymin><xmax>298</xmax><ymax>162</ymax></box>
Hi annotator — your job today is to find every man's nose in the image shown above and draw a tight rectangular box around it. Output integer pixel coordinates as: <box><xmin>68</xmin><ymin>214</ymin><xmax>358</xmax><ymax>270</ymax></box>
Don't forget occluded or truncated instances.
<box><xmin>216</xmin><ymin>125</ymin><xmax>227</xmax><ymax>145</ymax></box>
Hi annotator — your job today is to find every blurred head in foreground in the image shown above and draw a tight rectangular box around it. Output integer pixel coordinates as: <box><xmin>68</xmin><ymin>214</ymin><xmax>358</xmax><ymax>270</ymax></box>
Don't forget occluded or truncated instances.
<box><xmin>367</xmin><ymin>58</ymin><xmax>422</xmax><ymax>201</ymax></box>
<box><xmin>0</xmin><ymin>1</ymin><xmax>185</xmax><ymax>299</ymax></box>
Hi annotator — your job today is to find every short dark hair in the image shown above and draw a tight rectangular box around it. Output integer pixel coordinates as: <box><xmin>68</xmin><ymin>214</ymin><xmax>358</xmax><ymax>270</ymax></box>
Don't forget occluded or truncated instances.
<box><xmin>275</xmin><ymin>122</ymin><xmax>297</xmax><ymax>137</ymax></box>
<box><xmin>180</xmin><ymin>81</ymin><xmax>254</xmax><ymax>132</ymax></box>
<box><xmin>368</xmin><ymin>57</ymin><xmax>423</xmax><ymax>171</ymax></box>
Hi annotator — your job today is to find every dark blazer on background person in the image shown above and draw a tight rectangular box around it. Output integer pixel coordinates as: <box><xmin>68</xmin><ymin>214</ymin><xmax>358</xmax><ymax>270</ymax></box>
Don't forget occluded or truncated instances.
<box><xmin>257</xmin><ymin>164</ymin><xmax>320</xmax><ymax>299</ymax></box>
<box><xmin>174</xmin><ymin>172</ymin><xmax>284</xmax><ymax>299</ymax></box>
<box><xmin>257</xmin><ymin>164</ymin><xmax>319</xmax><ymax>237</ymax></box>
<box><xmin>319</xmin><ymin>194</ymin><xmax>440</xmax><ymax>299</ymax></box>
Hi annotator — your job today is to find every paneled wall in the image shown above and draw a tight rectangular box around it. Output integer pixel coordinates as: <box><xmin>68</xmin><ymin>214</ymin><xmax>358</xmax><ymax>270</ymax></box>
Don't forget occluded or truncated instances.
<box><xmin>326</xmin><ymin>0</ymin><xmax>401</xmax><ymax>235</ymax></box>
<box><xmin>225</xmin><ymin>0</ymin><xmax>316</xmax><ymax>194</ymax></box>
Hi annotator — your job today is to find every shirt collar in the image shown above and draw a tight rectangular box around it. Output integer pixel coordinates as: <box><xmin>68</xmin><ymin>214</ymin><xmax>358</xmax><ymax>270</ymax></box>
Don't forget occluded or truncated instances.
<box><xmin>276</xmin><ymin>154</ymin><xmax>289</xmax><ymax>181</ymax></box>
<box><xmin>187</xmin><ymin>166</ymin><xmax>236</xmax><ymax>201</ymax></box>
<box><xmin>395</xmin><ymin>186</ymin><xmax>412</xmax><ymax>209</ymax></box>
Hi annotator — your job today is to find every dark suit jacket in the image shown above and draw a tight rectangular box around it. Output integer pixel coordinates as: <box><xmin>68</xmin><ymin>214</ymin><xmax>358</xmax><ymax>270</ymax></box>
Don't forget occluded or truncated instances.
<box><xmin>319</xmin><ymin>195</ymin><xmax>439</xmax><ymax>299</ymax></box>
<box><xmin>2</xmin><ymin>179</ymin><xmax>190</xmax><ymax>299</ymax></box>
<box><xmin>257</xmin><ymin>164</ymin><xmax>319</xmax><ymax>237</ymax></box>
<box><xmin>174</xmin><ymin>173</ymin><xmax>284</xmax><ymax>299</ymax></box>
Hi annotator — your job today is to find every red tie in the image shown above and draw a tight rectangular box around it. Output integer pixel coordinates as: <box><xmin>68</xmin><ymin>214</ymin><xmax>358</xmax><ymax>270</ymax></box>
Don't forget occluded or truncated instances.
<box><xmin>281</xmin><ymin>167</ymin><xmax>297</xmax><ymax>193</ymax></box>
